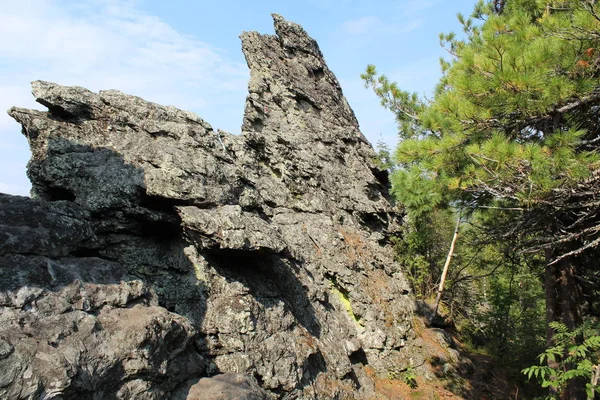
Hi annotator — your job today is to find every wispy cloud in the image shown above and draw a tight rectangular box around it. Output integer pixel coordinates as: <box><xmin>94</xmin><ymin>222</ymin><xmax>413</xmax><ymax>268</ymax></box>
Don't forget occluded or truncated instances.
<box><xmin>0</xmin><ymin>0</ymin><xmax>248</xmax><ymax>111</ymax></box>
<box><xmin>398</xmin><ymin>0</ymin><xmax>442</xmax><ymax>16</ymax></box>
<box><xmin>312</xmin><ymin>0</ymin><xmax>352</xmax><ymax>8</ymax></box>
<box><xmin>0</xmin><ymin>0</ymin><xmax>249</xmax><ymax>196</ymax></box>
<box><xmin>340</xmin><ymin>16</ymin><xmax>422</xmax><ymax>36</ymax></box>
<box><xmin>341</xmin><ymin>16</ymin><xmax>380</xmax><ymax>34</ymax></box>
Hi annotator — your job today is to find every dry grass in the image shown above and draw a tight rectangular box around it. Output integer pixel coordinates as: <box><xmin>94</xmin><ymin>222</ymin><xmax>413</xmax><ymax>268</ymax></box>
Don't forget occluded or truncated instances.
<box><xmin>365</xmin><ymin>366</ymin><xmax>464</xmax><ymax>400</ymax></box>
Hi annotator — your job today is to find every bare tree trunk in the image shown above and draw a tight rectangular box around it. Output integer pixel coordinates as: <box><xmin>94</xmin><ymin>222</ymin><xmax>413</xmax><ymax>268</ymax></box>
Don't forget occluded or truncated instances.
<box><xmin>429</xmin><ymin>212</ymin><xmax>461</xmax><ymax>325</ymax></box>
<box><xmin>545</xmin><ymin>250</ymin><xmax>560</xmax><ymax>399</ymax></box>
<box><xmin>545</xmin><ymin>250</ymin><xmax>585</xmax><ymax>400</ymax></box>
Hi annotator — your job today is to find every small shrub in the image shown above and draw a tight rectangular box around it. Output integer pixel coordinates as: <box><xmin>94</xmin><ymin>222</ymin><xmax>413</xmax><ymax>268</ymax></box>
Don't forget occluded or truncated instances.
<box><xmin>522</xmin><ymin>320</ymin><xmax>600</xmax><ymax>399</ymax></box>
<box><xmin>403</xmin><ymin>367</ymin><xmax>418</xmax><ymax>389</ymax></box>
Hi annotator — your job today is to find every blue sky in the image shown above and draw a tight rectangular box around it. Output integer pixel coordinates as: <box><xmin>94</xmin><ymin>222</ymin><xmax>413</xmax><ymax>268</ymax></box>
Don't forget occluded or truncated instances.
<box><xmin>0</xmin><ymin>0</ymin><xmax>475</xmax><ymax>196</ymax></box>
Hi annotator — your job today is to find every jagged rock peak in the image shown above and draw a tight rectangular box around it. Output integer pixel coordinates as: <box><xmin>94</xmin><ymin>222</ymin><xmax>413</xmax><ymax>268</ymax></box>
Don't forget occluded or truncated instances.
<box><xmin>1</xmin><ymin>15</ymin><xmax>424</xmax><ymax>400</ymax></box>
<box><xmin>240</xmin><ymin>14</ymin><xmax>361</xmax><ymax>140</ymax></box>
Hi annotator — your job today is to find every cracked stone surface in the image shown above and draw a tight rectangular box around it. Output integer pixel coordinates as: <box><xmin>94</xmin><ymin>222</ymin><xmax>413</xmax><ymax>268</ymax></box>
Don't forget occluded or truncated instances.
<box><xmin>1</xmin><ymin>14</ymin><xmax>422</xmax><ymax>399</ymax></box>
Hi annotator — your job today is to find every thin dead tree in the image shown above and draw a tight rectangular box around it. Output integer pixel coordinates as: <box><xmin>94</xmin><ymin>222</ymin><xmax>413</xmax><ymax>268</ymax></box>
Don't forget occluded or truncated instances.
<box><xmin>430</xmin><ymin>210</ymin><xmax>462</xmax><ymax>325</ymax></box>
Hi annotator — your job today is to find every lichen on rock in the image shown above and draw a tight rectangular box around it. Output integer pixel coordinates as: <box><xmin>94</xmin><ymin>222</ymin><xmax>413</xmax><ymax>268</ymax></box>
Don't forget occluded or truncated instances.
<box><xmin>1</xmin><ymin>14</ymin><xmax>423</xmax><ymax>399</ymax></box>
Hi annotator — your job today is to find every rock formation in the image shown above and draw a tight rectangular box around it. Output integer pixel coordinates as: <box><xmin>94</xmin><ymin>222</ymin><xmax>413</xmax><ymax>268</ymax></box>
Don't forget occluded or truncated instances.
<box><xmin>1</xmin><ymin>15</ymin><xmax>426</xmax><ymax>399</ymax></box>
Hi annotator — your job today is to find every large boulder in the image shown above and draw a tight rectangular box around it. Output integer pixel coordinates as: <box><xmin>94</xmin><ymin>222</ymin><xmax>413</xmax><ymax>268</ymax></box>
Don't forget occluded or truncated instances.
<box><xmin>2</xmin><ymin>14</ymin><xmax>422</xmax><ymax>399</ymax></box>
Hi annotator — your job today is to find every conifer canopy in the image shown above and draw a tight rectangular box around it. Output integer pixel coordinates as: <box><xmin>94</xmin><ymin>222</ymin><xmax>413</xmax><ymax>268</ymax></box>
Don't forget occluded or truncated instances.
<box><xmin>364</xmin><ymin>0</ymin><xmax>600</xmax><ymax>261</ymax></box>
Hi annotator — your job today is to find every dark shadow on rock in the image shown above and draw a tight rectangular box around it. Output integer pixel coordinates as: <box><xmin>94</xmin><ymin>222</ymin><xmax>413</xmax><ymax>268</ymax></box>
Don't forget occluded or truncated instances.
<box><xmin>411</xmin><ymin>299</ymin><xmax>513</xmax><ymax>399</ymax></box>
<box><xmin>204</xmin><ymin>249</ymin><xmax>322</xmax><ymax>338</ymax></box>
<box><xmin>171</xmin><ymin>373</ymin><xmax>270</xmax><ymax>400</ymax></box>
<box><xmin>0</xmin><ymin>140</ymin><xmax>209</xmax><ymax>398</ymax></box>
<box><xmin>413</xmin><ymin>299</ymin><xmax>451</xmax><ymax>328</ymax></box>
<box><xmin>0</xmin><ymin>140</ymin><xmax>207</xmax><ymax>319</ymax></box>
<box><xmin>59</xmin><ymin>362</ymin><xmax>127</xmax><ymax>400</ymax></box>
<box><xmin>298</xmin><ymin>349</ymin><xmax>327</xmax><ymax>388</ymax></box>
<box><xmin>348</xmin><ymin>348</ymin><xmax>369</xmax><ymax>366</ymax></box>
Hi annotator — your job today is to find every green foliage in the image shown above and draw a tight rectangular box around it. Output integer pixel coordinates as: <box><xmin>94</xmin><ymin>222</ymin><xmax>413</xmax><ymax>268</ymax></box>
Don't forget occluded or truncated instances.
<box><xmin>394</xmin><ymin>206</ymin><xmax>547</xmax><ymax>393</ymax></box>
<box><xmin>364</xmin><ymin>0</ymin><xmax>600</xmax><ymax>394</ymax></box>
<box><xmin>373</xmin><ymin>140</ymin><xmax>396</xmax><ymax>172</ymax></box>
<box><xmin>440</xmin><ymin>210</ymin><xmax>546</xmax><ymax>391</ymax></box>
<box><xmin>393</xmin><ymin>208</ymin><xmax>456</xmax><ymax>298</ymax></box>
<box><xmin>456</xmin><ymin>254</ymin><xmax>546</xmax><ymax>392</ymax></box>
<box><xmin>403</xmin><ymin>367</ymin><xmax>419</xmax><ymax>389</ymax></box>
<box><xmin>523</xmin><ymin>321</ymin><xmax>600</xmax><ymax>399</ymax></box>
<box><xmin>361</xmin><ymin>65</ymin><xmax>426</xmax><ymax>140</ymax></box>
<box><xmin>391</xmin><ymin>168</ymin><xmax>445</xmax><ymax>218</ymax></box>
<box><xmin>364</xmin><ymin>0</ymin><xmax>600</xmax><ymax>213</ymax></box>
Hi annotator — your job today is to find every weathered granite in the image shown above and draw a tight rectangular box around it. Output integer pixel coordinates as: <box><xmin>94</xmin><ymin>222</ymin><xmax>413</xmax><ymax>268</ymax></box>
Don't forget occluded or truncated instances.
<box><xmin>2</xmin><ymin>14</ymin><xmax>422</xmax><ymax>399</ymax></box>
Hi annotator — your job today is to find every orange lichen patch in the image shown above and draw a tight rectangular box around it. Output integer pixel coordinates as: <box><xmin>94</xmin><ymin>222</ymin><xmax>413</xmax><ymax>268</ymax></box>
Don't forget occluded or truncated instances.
<box><xmin>363</xmin><ymin>270</ymin><xmax>392</xmax><ymax>303</ymax></box>
<box><xmin>411</xmin><ymin>316</ymin><xmax>425</xmax><ymax>337</ymax></box>
<box><xmin>312</xmin><ymin>374</ymin><xmax>356</xmax><ymax>400</ymax></box>
<box><xmin>296</xmin><ymin>329</ymin><xmax>318</xmax><ymax>351</ymax></box>
<box><xmin>362</xmin><ymin>269</ymin><xmax>396</xmax><ymax>326</ymax></box>
<box><xmin>365</xmin><ymin>366</ymin><xmax>463</xmax><ymax>400</ymax></box>
<box><xmin>340</xmin><ymin>228</ymin><xmax>369</xmax><ymax>265</ymax></box>
<box><xmin>363</xmin><ymin>270</ymin><xmax>396</xmax><ymax>309</ymax></box>
<box><xmin>362</xmin><ymin>269</ymin><xmax>408</xmax><ymax>328</ymax></box>
<box><xmin>383</xmin><ymin>312</ymin><xmax>396</xmax><ymax>328</ymax></box>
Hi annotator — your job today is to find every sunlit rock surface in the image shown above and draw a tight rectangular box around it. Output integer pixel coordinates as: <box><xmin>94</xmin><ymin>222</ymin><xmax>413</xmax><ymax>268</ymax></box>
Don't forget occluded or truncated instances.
<box><xmin>1</xmin><ymin>14</ymin><xmax>422</xmax><ymax>399</ymax></box>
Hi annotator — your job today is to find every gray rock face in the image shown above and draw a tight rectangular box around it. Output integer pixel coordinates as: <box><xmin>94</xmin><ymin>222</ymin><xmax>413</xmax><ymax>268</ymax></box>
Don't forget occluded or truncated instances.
<box><xmin>172</xmin><ymin>374</ymin><xmax>269</xmax><ymax>400</ymax></box>
<box><xmin>2</xmin><ymin>15</ymin><xmax>420</xmax><ymax>399</ymax></box>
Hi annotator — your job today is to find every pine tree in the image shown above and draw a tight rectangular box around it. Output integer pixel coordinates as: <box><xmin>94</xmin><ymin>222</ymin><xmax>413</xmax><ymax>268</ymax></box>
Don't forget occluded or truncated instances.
<box><xmin>364</xmin><ymin>1</ymin><xmax>600</xmax><ymax>398</ymax></box>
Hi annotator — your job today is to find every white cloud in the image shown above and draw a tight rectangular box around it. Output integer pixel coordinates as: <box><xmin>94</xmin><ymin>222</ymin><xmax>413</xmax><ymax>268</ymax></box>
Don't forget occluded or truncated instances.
<box><xmin>397</xmin><ymin>19</ymin><xmax>424</xmax><ymax>34</ymax></box>
<box><xmin>312</xmin><ymin>0</ymin><xmax>352</xmax><ymax>8</ymax></box>
<box><xmin>338</xmin><ymin>0</ymin><xmax>438</xmax><ymax>37</ymax></box>
<box><xmin>341</xmin><ymin>16</ymin><xmax>380</xmax><ymax>35</ymax></box>
<box><xmin>398</xmin><ymin>0</ymin><xmax>441</xmax><ymax>16</ymax></box>
<box><xmin>340</xmin><ymin>16</ymin><xmax>422</xmax><ymax>36</ymax></box>
<box><xmin>0</xmin><ymin>0</ymin><xmax>248</xmax><ymax>109</ymax></box>
<box><xmin>0</xmin><ymin>0</ymin><xmax>250</xmax><ymax>196</ymax></box>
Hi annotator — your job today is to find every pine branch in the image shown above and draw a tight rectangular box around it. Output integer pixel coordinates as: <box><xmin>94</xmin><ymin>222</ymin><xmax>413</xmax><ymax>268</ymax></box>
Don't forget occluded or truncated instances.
<box><xmin>548</xmin><ymin>235</ymin><xmax>600</xmax><ymax>265</ymax></box>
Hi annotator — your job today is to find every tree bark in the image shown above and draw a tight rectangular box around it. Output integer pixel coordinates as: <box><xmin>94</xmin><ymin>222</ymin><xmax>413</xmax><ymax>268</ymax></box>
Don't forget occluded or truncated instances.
<box><xmin>545</xmin><ymin>250</ymin><xmax>585</xmax><ymax>400</ymax></box>
<box><xmin>430</xmin><ymin>212</ymin><xmax>461</xmax><ymax>325</ymax></box>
